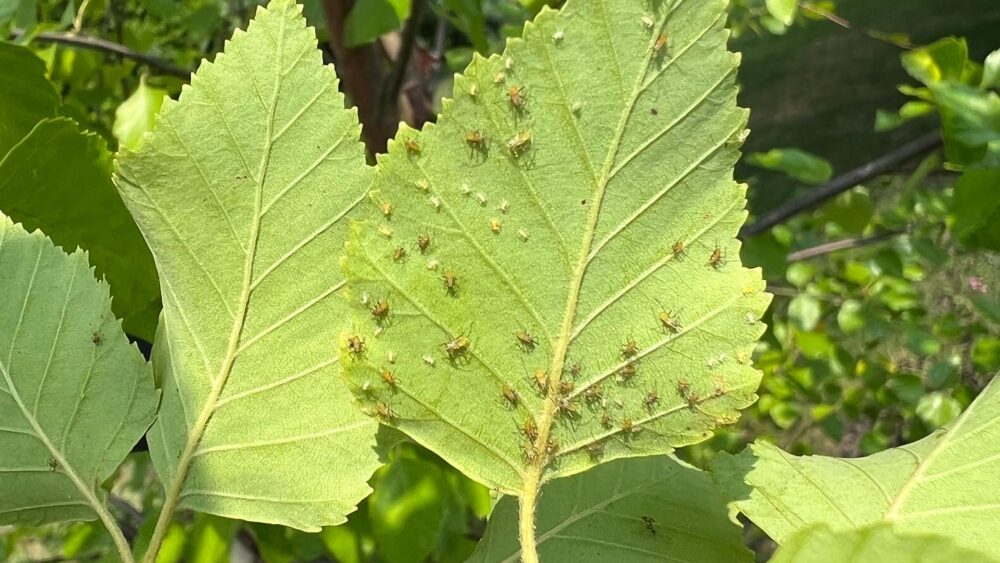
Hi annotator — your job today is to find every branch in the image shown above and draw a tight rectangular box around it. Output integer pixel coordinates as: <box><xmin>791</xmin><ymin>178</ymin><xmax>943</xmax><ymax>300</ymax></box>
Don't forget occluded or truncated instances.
<box><xmin>13</xmin><ymin>30</ymin><xmax>190</xmax><ymax>78</ymax></box>
<box><xmin>740</xmin><ymin>131</ymin><xmax>942</xmax><ymax>238</ymax></box>
<box><xmin>378</xmin><ymin>0</ymin><xmax>426</xmax><ymax>126</ymax></box>
<box><xmin>786</xmin><ymin>229</ymin><xmax>906</xmax><ymax>262</ymax></box>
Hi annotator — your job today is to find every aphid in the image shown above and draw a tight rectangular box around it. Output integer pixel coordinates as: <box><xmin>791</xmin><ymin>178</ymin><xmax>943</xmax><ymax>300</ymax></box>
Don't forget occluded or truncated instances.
<box><xmin>514</xmin><ymin>329</ymin><xmax>536</xmax><ymax>351</ymax></box>
<box><xmin>499</xmin><ymin>200</ymin><xmax>510</xmax><ymax>213</ymax></box>
<box><xmin>506</xmin><ymin>130</ymin><xmax>532</xmax><ymax>157</ymax></box>
<box><xmin>584</xmin><ymin>384</ymin><xmax>604</xmax><ymax>404</ymax></box>
<box><xmin>555</xmin><ymin>396</ymin><xmax>578</xmax><ymax>417</ymax></box>
<box><xmin>417</xmin><ymin>233</ymin><xmax>431</xmax><ymax>253</ymax></box>
<box><xmin>404</xmin><ymin>138</ymin><xmax>421</xmax><ymax>154</ymax></box>
<box><xmin>381</xmin><ymin>369</ymin><xmax>397</xmax><ymax>389</ymax></box>
<box><xmin>371</xmin><ymin>299</ymin><xmax>389</xmax><ymax>320</ymax></box>
<box><xmin>569</xmin><ymin>363</ymin><xmax>582</xmax><ymax>379</ymax></box>
<box><xmin>522</xmin><ymin>443</ymin><xmax>538</xmax><ymax>462</ymax></box>
<box><xmin>444</xmin><ymin>335</ymin><xmax>471</xmax><ymax>359</ymax></box>
<box><xmin>347</xmin><ymin>335</ymin><xmax>365</xmax><ymax>356</ymax></box>
<box><xmin>641</xmin><ymin>515</ymin><xmax>656</xmax><ymax>535</ymax></box>
<box><xmin>522</xmin><ymin>418</ymin><xmax>538</xmax><ymax>442</ymax></box>
<box><xmin>374</xmin><ymin>401</ymin><xmax>397</xmax><ymax>421</ymax></box>
<box><xmin>361</xmin><ymin>292</ymin><xmax>371</xmax><ymax>305</ymax></box>
<box><xmin>585</xmin><ymin>442</ymin><xmax>604</xmax><ymax>459</ymax></box>
<box><xmin>744</xmin><ymin>311</ymin><xmax>757</xmax><ymax>325</ymax></box>
<box><xmin>387</xmin><ymin>351</ymin><xmax>397</xmax><ymax>364</ymax></box>
<box><xmin>493</xmin><ymin>72</ymin><xmax>506</xmax><ymax>84</ymax></box>
<box><xmin>559</xmin><ymin>380</ymin><xmax>575</xmax><ymax>395</ymax></box>
<box><xmin>443</xmin><ymin>271</ymin><xmax>458</xmax><ymax>294</ymax></box>
<box><xmin>465</xmin><ymin>129</ymin><xmax>486</xmax><ymax>148</ymax></box>
<box><xmin>552</xmin><ymin>29</ymin><xmax>564</xmax><ymax>43</ymax></box>
<box><xmin>621</xmin><ymin>417</ymin><xmax>636</xmax><ymax>434</ymax></box>
<box><xmin>379</xmin><ymin>225</ymin><xmax>393</xmax><ymax>238</ymax></box>
<box><xmin>393</xmin><ymin>246</ymin><xmax>407</xmax><ymax>262</ymax></box>
<box><xmin>504</xmin><ymin>56</ymin><xmax>514</xmax><ymax>71</ymax></box>
<box><xmin>641</xmin><ymin>15</ymin><xmax>655</xmax><ymax>29</ymax></box>
<box><xmin>490</xmin><ymin>218</ymin><xmax>502</xmax><ymax>234</ymax></box>
<box><xmin>468</xmin><ymin>83</ymin><xmax>479</xmax><ymax>97</ymax></box>
<box><xmin>430</xmin><ymin>195</ymin><xmax>441</xmax><ymax>210</ymax></box>
<box><xmin>621</xmin><ymin>339</ymin><xmax>639</xmax><ymax>359</ymax></box>
<box><xmin>708</xmin><ymin>245</ymin><xmax>726</xmax><ymax>270</ymax></box>
<box><xmin>601</xmin><ymin>410</ymin><xmax>614</xmax><ymax>428</ymax></box>
<box><xmin>643</xmin><ymin>391</ymin><xmax>659</xmax><ymax>409</ymax></box>
<box><xmin>48</xmin><ymin>458</ymin><xmax>58</xmax><ymax>471</ymax></box>
<box><xmin>659</xmin><ymin>310</ymin><xmax>681</xmax><ymax>333</ymax></box>
<box><xmin>380</xmin><ymin>201</ymin><xmax>393</xmax><ymax>217</ymax></box>
<box><xmin>416</xmin><ymin>179</ymin><xmax>430</xmax><ymax>192</ymax></box>
<box><xmin>672</xmin><ymin>240</ymin><xmax>686</xmax><ymax>258</ymax></box>
<box><xmin>508</xmin><ymin>85</ymin><xmax>526</xmax><ymax>110</ymax></box>
<box><xmin>650</xmin><ymin>107</ymin><xmax>658</xmax><ymax>116</ymax></box>
<box><xmin>518</xmin><ymin>228</ymin><xmax>530</xmax><ymax>241</ymax></box>
<box><xmin>91</xmin><ymin>332</ymin><xmax>102</xmax><ymax>346</ymax></box>
<box><xmin>618</xmin><ymin>362</ymin><xmax>638</xmax><ymax>382</ymax></box>
<box><xmin>677</xmin><ymin>380</ymin><xmax>690</xmax><ymax>397</ymax></box>
<box><xmin>502</xmin><ymin>383</ymin><xmax>520</xmax><ymax>407</ymax></box>
<box><xmin>423</xmin><ymin>355</ymin><xmax>435</xmax><ymax>366</ymax></box>
<box><xmin>461</xmin><ymin>182</ymin><xmax>472</xmax><ymax>195</ymax></box>
<box><xmin>533</xmin><ymin>368</ymin><xmax>549</xmax><ymax>393</ymax></box>
<box><xmin>476</xmin><ymin>192</ymin><xmax>488</xmax><ymax>205</ymax></box>
<box><xmin>571</xmin><ymin>101</ymin><xmax>584</xmax><ymax>115</ymax></box>
<box><xmin>652</xmin><ymin>33</ymin><xmax>668</xmax><ymax>56</ymax></box>
<box><xmin>545</xmin><ymin>437</ymin><xmax>560</xmax><ymax>456</ymax></box>
<box><xmin>426</xmin><ymin>259</ymin><xmax>439</xmax><ymax>270</ymax></box>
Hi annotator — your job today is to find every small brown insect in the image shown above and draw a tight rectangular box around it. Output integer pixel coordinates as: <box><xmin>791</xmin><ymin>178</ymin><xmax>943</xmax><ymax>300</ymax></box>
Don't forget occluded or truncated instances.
<box><xmin>347</xmin><ymin>335</ymin><xmax>365</xmax><ymax>356</ymax></box>
<box><xmin>585</xmin><ymin>442</ymin><xmax>604</xmax><ymax>459</ymax></box>
<box><xmin>374</xmin><ymin>401</ymin><xmax>397</xmax><ymax>421</ymax></box>
<box><xmin>91</xmin><ymin>332</ymin><xmax>102</xmax><ymax>346</ymax></box>
<box><xmin>652</xmin><ymin>33</ymin><xmax>668</xmax><ymax>56</ymax></box>
<box><xmin>672</xmin><ymin>240</ymin><xmax>686</xmax><ymax>258</ymax></box>
<box><xmin>443</xmin><ymin>271</ymin><xmax>458</xmax><ymax>294</ymax></box>
<box><xmin>569</xmin><ymin>363</ymin><xmax>582</xmax><ymax>378</ymax></box>
<box><xmin>522</xmin><ymin>443</ymin><xmax>538</xmax><ymax>462</ymax></box>
<box><xmin>555</xmin><ymin>396</ymin><xmax>578</xmax><ymax>418</ymax></box>
<box><xmin>708</xmin><ymin>245</ymin><xmax>726</xmax><ymax>270</ymax></box>
<box><xmin>465</xmin><ymin>129</ymin><xmax>486</xmax><ymax>147</ymax></box>
<box><xmin>417</xmin><ymin>233</ymin><xmax>431</xmax><ymax>253</ymax></box>
<box><xmin>533</xmin><ymin>368</ymin><xmax>549</xmax><ymax>393</ymax></box>
<box><xmin>559</xmin><ymin>380</ymin><xmax>575</xmax><ymax>395</ymax></box>
<box><xmin>622</xmin><ymin>417</ymin><xmax>636</xmax><ymax>433</ymax></box>
<box><xmin>490</xmin><ymin>218</ymin><xmax>502</xmax><ymax>234</ymax></box>
<box><xmin>641</xmin><ymin>515</ymin><xmax>656</xmax><ymax>535</ymax></box>
<box><xmin>380</xmin><ymin>201</ymin><xmax>393</xmax><ymax>217</ymax></box>
<box><xmin>371</xmin><ymin>299</ymin><xmax>389</xmax><ymax>320</ymax></box>
<box><xmin>584</xmin><ymin>384</ymin><xmax>603</xmax><ymax>404</ymax></box>
<box><xmin>506</xmin><ymin>130</ymin><xmax>532</xmax><ymax>158</ymax></box>
<box><xmin>393</xmin><ymin>246</ymin><xmax>407</xmax><ymax>262</ymax></box>
<box><xmin>502</xmin><ymin>383</ymin><xmax>520</xmax><ymax>407</ymax></box>
<box><xmin>522</xmin><ymin>418</ymin><xmax>538</xmax><ymax>442</ymax></box>
<box><xmin>444</xmin><ymin>335</ymin><xmax>471</xmax><ymax>359</ymax></box>
<box><xmin>644</xmin><ymin>390</ymin><xmax>659</xmax><ymax>409</ymax></box>
<box><xmin>514</xmin><ymin>330</ymin><xmax>536</xmax><ymax>350</ymax></box>
<box><xmin>545</xmin><ymin>437</ymin><xmax>560</xmax><ymax>456</ymax></box>
<box><xmin>658</xmin><ymin>310</ymin><xmax>681</xmax><ymax>333</ymax></box>
<box><xmin>618</xmin><ymin>362</ymin><xmax>638</xmax><ymax>382</ymax></box>
<box><xmin>650</xmin><ymin>107</ymin><xmax>658</xmax><ymax>116</ymax></box>
<box><xmin>381</xmin><ymin>369</ymin><xmax>397</xmax><ymax>389</ymax></box>
<box><xmin>621</xmin><ymin>339</ymin><xmax>639</xmax><ymax>359</ymax></box>
<box><xmin>601</xmin><ymin>410</ymin><xmax>613</xmax><ymax>428</ymax></box>
<box><xmin>507</xmin><ymin>85</ymin><xmax>526</xmax><ymax>110</ymax></box>
<box><xmin>48</xmin><ymin>458</ymin><xmax>58</xmax><ymax>471</ymax></box>
<box><xmin>404</xmin><ymin>138</ymin><xmax>421</xmax><ymax>154</ymax></box>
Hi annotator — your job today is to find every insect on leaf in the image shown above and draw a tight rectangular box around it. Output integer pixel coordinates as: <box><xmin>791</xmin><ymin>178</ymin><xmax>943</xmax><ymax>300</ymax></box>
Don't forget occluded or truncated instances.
<box><xmin>114</xmin><ymin>0</ymin><xmax>379</xmax><ymax>531</ymax></box>
<box><xmin>713</xmin><ymin>375</ymin><xmax>1000</xmax><ymax>556</ymax></box>
<box><xmin>341</xmin><ymin>0</ymin><xmax>769</xmax><ymax>497</ymax></box>
<box><xmin>0</xmin><ymin>214</ymin><xmax>156</xmax><ymax>527</ymax></box>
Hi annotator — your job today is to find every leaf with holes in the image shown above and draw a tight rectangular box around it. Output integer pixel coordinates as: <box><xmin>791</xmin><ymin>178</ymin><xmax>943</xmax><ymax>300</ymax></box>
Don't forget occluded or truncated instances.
<box><xmin>339</xmin><ymin>0</ymin><xmax>769</xmax><ymax>552</ymax></box>
<box><xmin>467</xmin><ymin>456</ymin><xmax>752</xmax><ymax>562</ymax></box>
<box><xmin>113</xmin><ymin>0</ymin><xmax>379</xmax><ymax>537</ymax></box>
<box><xmin>713</xmin><ymin>375</ymin><xmax>1000</xmax><ymax>556</ymax></box>
<box><xmin>0</xmin><ymin>214</ymin><xmax>155</xmax><ymax>555</ymax></box>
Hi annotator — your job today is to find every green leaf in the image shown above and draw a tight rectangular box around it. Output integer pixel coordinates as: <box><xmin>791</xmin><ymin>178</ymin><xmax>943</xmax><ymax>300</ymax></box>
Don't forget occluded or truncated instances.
<box><xmin>746</xmin><ymin>148</ymin><xmax>833</xmax><ymax>185</ymax></box>
<box><xmin>442</xmin><ymin>0</ymin><xmax>488</xmax><ymax>53</ymax></box>
<box><xmin>931</xmin><ymin>82</ymin><xmax>1000</xmax><ymax>165</ymax></box>
<box><xmin>901</xmin><ymin>37</ymin><xmax>969</xmax><ymax>85</ymax></box>
<box><xmin>0</xmin><ymin>215</ymin><xmax>156</xmax><ymax>525</ymax></box>
<box><xmin>764</xmin><ymin>0</ymin><xmax>797</xmax><ymax>26</ymax></box>
<box><xmin>341</xmin><ymin>0</ymin><xmax>769</xmax><ymax>500</ymax></box>
<box><xmin>113</xmin><ymin>0</ymin><xmax>379</xmax><ymax>530</ymax></box>
<box><xmin>952</xmin><ymin>168</ymin><xmax>1000</xmax><ymax>251</ymax></box>
<box><xmin>713</xmin><ymin>375</ymin><xmax>1000</xmax><ymax>555</ymax></box>
<box><xmin>467</xmin><ymin>456</ymin><xmax>752</xmax><ymax>562</ymax></box>
<box><xmin>114</xmin><ymin>77</ymin><xmax>169</xmax><ymax>151</ymax></box>
<box><xmin>983</xmin><ymin>49</ymin><xmax>1000</xmax><ymax>90</ymax></box>
<box><xmin>344</xmin><ymin>0</ymin><xmax>410</xmax><ymax>47</ymax></box>
<box><xmin>915</xmin><ymin>392</ymin><xmax>962</xmax><ymax>429</ymax></box>
<box><xmin>0</xmin><ymin>42</ymin><xmax>59</xmax><ymax>156</ymax></box>
<box><xmin>772</xmin><ymin>524</ymin><xmax>999</xmax><ymax>563</ymax></box>
<box><xmin>0</xmin><ymin>117</ymin><xmax>161</xmax><ymax>340</ymax></box>
<box><xmin>185</xmin><ymin>514</ymin><xmax>239</xmax><ymax>563</ymax></box>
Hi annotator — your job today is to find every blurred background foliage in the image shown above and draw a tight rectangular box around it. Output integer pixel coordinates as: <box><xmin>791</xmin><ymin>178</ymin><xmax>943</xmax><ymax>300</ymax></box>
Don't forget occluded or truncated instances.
<box><xmin>2</xmin><ymin>0</ymin><xmax>998</xmax><ymax>560</ymax></box>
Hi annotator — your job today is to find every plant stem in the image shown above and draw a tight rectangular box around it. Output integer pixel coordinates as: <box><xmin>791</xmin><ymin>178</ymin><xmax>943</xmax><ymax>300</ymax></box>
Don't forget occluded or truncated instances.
<box><xmin>518</xmin><ymin>468</ymin><xmax>542</xmax><ymax>563</ymax></box>
<box><xmin>96</xmin><ymin>504</ymin><xmax>136</xmax><ymax>563</ymax></box>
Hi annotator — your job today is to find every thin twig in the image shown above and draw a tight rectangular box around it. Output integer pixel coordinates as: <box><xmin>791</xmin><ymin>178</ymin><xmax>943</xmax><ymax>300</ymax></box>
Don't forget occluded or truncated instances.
<box><xmin>740</xmin><ymin>131</ymin><xmax>942</xmax><ymax>238</ymax></box>
<box><xmin>379</xmin><ymin>0</ymin><xmax>426</xmax><ymax>125</ymax></box>
<box><xmin>786</xmin><ymin>229</ymin><xmax>906</xmax><ymax>262</ymax></box>
<box><xmin>13</xmin><ymin>30</ymin><xmax>190</xmax><ymax>78</ymax></box>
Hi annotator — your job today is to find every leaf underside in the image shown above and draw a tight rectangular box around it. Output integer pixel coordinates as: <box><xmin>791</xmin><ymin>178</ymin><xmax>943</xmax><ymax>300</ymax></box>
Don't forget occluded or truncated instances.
<box><xmin>771</xmin><ymin>524</ymin><xmax>998</xmax><ymax>563</ymax></box>
<box><xmin>341</xmin><ymin>0</ymin><xmax>770</xmax><ymax>494</ymax></box>
<box><xmin>468</xmin><ymin>456</ymin><xmax>752</xmax><ymax>563</ymax></box>
<box><xmin>0</xmin><ymin>214</ymin><xmax>156</xmax><ymax>526</ymax></box>
<box><xmin>114</xmin><ymin>0</ymin><xmax>379</xmax><ymax>530</ymax></box>
<box><xmin>713</xmin><ymin>375</ymin><xmax>1000</xmax><ymax>556</ymax></box>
